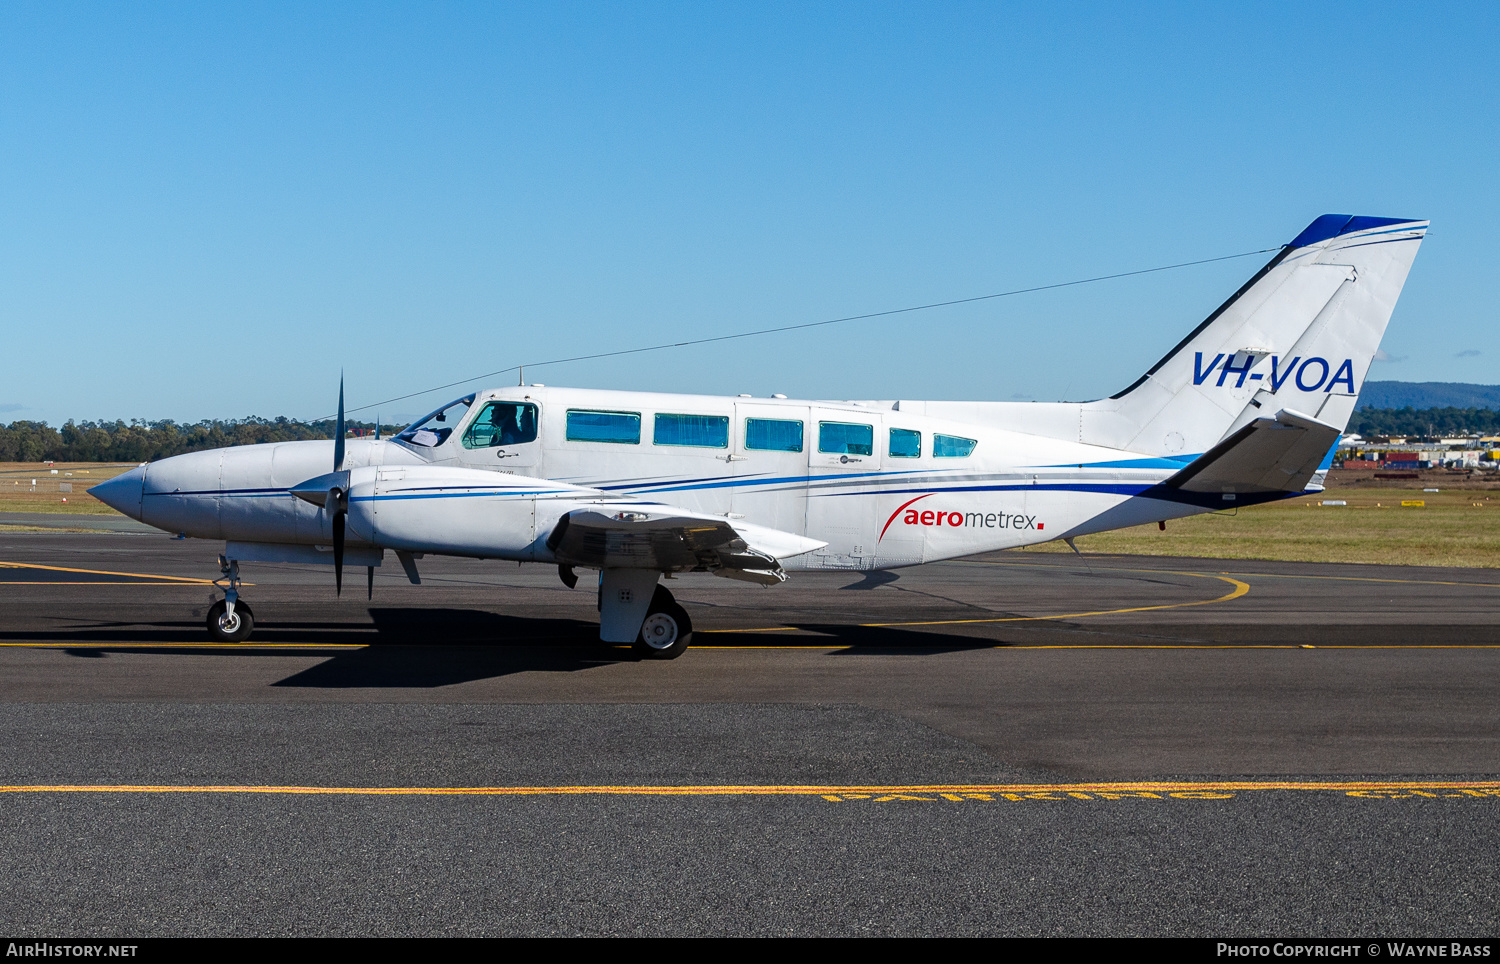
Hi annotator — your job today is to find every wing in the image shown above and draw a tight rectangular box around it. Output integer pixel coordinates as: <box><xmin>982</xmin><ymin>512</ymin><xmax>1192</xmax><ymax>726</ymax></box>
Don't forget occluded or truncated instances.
<box><xmin>546</xmin><ymin>505</ymin><xmax>826</xmax><ymax>584</ymax></box>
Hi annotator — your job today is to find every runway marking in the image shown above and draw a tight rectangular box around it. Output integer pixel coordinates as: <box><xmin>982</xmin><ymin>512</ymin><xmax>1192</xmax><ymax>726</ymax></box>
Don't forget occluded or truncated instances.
<box><xmin>1</xmin><ymin>780</ymin><xmax>1496</xmax><ymax>802</ymax></box>
<box><xmin>0</xmin><ymin>561</ymin><xmax>218</xmax><ymax>585</ymax></box>
<box><xmin>973</xmin><ymin>558</ymin><xmax>1500</xmax><ymax>590</ymax></box>
<box><xmin>705</xmin><ymin>561</ymin><xmax>1500</xmax><ymax>641</ymax></box>
<box><xmin>0</xmin><ymin>582</ymin><xmax>228</xmax><ymax>586</ymax></box>
<box><xmin>708</xmin><ymin>569</ymin><xmax>1248</xmax><ymax>634</ymax></box>
<box><xmin>2</xmin><ymin>553</ymin><xmax>1494</xmax><ymax>650</ymax></box>
<box><xmin>1218</xmin><ymin>571</ymin><xmax>1500</xmax><ymax>590</ymax></box>
<box><xmin>0</xmin><ymin>642</ymin><xmax>367</xmax><ymax>650</ymax></box>
<box><xmin>5</xmin><ymin>639</ymin><xmax>1496</xmax><ymax>653</ymax></box>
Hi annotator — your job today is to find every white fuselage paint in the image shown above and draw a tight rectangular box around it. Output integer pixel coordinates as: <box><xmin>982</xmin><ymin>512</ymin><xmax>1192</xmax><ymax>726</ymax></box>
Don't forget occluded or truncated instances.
<box><xmin>115</xmin><ymin>385</ymin><xmax>1219</xmax><ymax>573</ymax></box>
<box><xmin>91</xmin><ymin>216</ymin><xmax>1431</xmax><ymax>579</ymax></box>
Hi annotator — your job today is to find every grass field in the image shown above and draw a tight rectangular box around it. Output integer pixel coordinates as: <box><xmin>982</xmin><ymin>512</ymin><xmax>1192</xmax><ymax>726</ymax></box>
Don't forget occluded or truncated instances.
<box><xmin>0</xmin><ymin>462</ymin><xmax>139</xmax><ymax>514</ymax></box>
<box><xmin>2</xmin><ymin>462</ymin><xmax>1497</xmax><ymax>568</ymax></box>
<box><xmin>1019</xmin><ymin>485</ymin><xmax>1500</xmax><ymax>568</ymax></box>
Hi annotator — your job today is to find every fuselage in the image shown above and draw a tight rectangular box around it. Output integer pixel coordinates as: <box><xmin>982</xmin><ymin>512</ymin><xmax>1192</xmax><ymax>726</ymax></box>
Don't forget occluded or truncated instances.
<box><xmin>92</xmin><ymin>385</ymin><xmax>1252</xmax><ymax>572</ymax></box>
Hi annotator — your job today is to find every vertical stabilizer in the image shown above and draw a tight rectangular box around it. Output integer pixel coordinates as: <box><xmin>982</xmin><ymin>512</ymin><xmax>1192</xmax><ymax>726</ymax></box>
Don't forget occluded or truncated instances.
<box><xmin>1078</xmin><ymin>215</ymin><xmax>1427</xmax><ymax>456</ymax></box>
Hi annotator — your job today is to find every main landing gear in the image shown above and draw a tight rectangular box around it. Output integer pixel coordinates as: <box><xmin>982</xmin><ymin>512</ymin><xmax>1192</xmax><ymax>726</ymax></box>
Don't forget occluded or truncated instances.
<box><xmin>635</xmin><ymin>584</ymin><xmax>692</xmax><ymax>660</ymax></box>
<box><xmin>207</xmin><ymin>555</ymin><xmax>255</xmax><ymax>643</ymax></box>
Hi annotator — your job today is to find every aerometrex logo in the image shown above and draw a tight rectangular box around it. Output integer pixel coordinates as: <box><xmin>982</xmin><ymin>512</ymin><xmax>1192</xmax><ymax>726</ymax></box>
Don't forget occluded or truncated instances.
<box><xmin>879</xmin><ymin>494</ymin><xmax>1041</xmax><ymax>542</ymax></box>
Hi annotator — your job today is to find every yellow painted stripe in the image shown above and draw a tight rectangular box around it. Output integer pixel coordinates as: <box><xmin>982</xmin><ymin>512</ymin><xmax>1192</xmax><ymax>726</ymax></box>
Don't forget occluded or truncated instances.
<box><xmin>0</xmin><ymin>581</ymin><xmax>231</xmax><ymax>586</ymax></box>
<box><xmin>968</xmin><ymin>558</ymin><xmax>1500</xmax><ymax>590</ymax></box>
<box><xmin>5</xmin><ymin>639</ymin><xmax>1493</xmax><ymax>652</ymax></box>
<box><xmin>0</xmin><ymin>642</ymin><xmax>367</xmax><ymax>650</ymax></box>
<box><xmin>0</xmin><ymin>561</ymin><xmax>217</xmax><ymax>585</ymax></box>
<box><xmin>865</xmin><ymin>573</ymin><xmax>1249</xmax><ymax>628</ymax></box>
<box><xmin>983</xmin><ymin>644</ymin><xmax>1500</xmax><ymax>650</ymax></box>
<box><xmin>1</xmin><ymin>780</ymin><xmax>1496</xmax><ymax>797</ymax></box>
<box><xmin>696</xmin><ymin>643</ymin><xmax>1500</xmax><ymax>650</ymax></box>
<box><xmin>1218</xmin><ymin>570</ymin><xmax>1500</xmax><ymax>589</ymax></box>
<box><xmin>710</xmin><ymin>569</ymin><xmax>1247</xmax><ymax>633</ymax></box>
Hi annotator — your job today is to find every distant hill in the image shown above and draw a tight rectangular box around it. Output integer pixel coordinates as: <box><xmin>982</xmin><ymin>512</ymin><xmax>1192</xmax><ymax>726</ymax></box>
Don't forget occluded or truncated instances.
<box><xmin>1358</xmin><ymin>381</ymin><xmax>1500</xmax><ymax>409</ymax></box>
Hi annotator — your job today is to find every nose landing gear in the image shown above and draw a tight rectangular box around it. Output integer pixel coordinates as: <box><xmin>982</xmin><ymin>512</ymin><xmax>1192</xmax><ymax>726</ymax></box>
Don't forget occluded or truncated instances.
<box><xmin>207</xmin><ymin>556</ymin><xmax>255</xmax><ymax>643</ymax></box>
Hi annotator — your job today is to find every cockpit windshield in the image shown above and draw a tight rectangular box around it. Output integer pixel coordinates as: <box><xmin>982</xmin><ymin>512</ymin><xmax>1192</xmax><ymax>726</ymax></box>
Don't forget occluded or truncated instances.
<box><xmin>393</xmin><ymin>394</ymin><xmax>476</xmax><ymax>448</ymax></box>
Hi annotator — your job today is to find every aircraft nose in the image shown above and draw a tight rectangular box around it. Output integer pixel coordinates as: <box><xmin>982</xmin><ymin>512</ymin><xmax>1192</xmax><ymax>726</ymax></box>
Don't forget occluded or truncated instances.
<box><xmin>88</xmin><ymin>466</ymin><xmax>145</xmax><ymax>520</ymax></box>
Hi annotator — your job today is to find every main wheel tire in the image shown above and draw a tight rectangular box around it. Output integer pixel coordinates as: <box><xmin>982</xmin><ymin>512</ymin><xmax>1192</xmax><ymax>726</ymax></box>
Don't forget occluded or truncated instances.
<box><xmin>206</xmin><ymin>600</ymin><xmax>254</xmax><ymax>643</ymax></box>
<box><xmin>635</xmin><ymin>591</ymin><xmax>692</xmax><ymax>660</ymax></box>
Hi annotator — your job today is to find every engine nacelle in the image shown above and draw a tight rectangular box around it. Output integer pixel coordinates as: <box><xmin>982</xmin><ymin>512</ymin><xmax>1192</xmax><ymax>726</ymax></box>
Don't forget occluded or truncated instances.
<box><xmin>345</xmin><ymin>464</ymin><xmax>609</xmax><ymax>561</ymax></box>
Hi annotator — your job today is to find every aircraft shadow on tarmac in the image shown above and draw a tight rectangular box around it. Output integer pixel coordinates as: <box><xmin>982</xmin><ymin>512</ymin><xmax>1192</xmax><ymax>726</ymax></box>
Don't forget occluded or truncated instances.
<box><xmin>271</xmin><ymin>611</ymin><xmax>999</xmax><ymax>688</ymax></box>
<box><xmin>12</xmin><ymin>606</ymin><xmax>1000</xmax><ymax>688</ymax></box>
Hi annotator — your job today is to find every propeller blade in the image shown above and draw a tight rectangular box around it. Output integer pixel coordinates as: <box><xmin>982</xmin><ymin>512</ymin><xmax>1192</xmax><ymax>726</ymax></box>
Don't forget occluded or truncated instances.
<box><xmin>333</xmin><ymin>507</ymin><xmax>345</xmax><ymax>596</ymax></box>
<box><xmin>333</xmin><ymin>372</ymin><xmax>346</xmax><ymax>472</ymax></box>
<box><xmin>367</xmin><ymin>565</ymin><xmax>374</xmax><ymax>600</ymax></box>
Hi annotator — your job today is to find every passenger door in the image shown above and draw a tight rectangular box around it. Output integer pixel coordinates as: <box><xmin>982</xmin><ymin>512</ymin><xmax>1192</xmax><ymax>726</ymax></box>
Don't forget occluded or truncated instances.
<box><xmin>729</xmin><ymin>402</ymin><xmax>809</xmax><ymax>536</ymax></box>
<box><xmin>804</xmin><ymin>408</ymin><xmax>883</xmax><ymax>569</ymax></box>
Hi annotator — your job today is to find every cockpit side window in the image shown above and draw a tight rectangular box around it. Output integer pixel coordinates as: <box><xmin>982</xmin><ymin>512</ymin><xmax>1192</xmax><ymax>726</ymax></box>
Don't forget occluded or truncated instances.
<box><xmin>463</xmin><ymin>402</ymin><xmax>539</xmax><ymax>449</ymax></box>
<box><xmin>394</xmin><ymin>394</ymin><xmax>476</xmax><ymax>448</ymax></box>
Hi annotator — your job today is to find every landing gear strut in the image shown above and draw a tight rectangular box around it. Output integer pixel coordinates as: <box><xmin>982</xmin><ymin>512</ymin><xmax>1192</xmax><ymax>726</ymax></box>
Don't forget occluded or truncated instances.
<box><xmin>207</xmin><ymin>555</ymin><xmax>255</xmax><ymax>643</ymax></box>
<box><xmin>635</xmin><ymin>584</ymin><xmax>692</xmax><ymax>660</ymax></box>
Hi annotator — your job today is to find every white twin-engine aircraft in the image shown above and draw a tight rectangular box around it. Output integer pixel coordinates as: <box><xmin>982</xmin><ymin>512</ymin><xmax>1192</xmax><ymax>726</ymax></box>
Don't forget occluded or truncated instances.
<box><xmin>91</xmin><ymin>214</ymin><xmax>1427</xmax><ymax>656</ymax></box>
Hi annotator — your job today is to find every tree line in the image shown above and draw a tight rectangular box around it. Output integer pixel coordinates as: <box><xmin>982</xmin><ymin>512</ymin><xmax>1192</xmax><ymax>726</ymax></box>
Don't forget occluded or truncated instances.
<box><xmin>1349</xmin><ymin>407</ymin><xmax>1500</xmax><ymax>437</ymax></box>
<box><xmin>5</xmin><ymin>407</ymin><xmax>1498</xmax><ymax>463</ymax></box>
<box><xmin>0</xmin><ymin>417</ymin><xmax>400</xmax><ymax>463</ymax></box>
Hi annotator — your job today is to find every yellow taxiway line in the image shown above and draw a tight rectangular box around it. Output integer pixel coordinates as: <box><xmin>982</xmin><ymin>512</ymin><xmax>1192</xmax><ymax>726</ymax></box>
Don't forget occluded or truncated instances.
<box><xmin>1</xmin><ymin>780</ymin><xmax>1496</xmax><ymax>798</ymax></box>
<box><xmin>0</xmin><ymin>642</ymin><xmax>367</xmax><ymax>649</ymax></box>
<box><xmin>5</xmin><ymin>556</ymin><xmax>1499</xmax><ymax>650</ymax></box>
<box><xmin>0</xmin><ymin>561</ymin><xmax>218</xmax><ymax>585</ymax></box>
<box><xmin>711</xmin><ymin>568</ymin><xmax>1248</xmax><ymax>634</ymax></box>
<box><xmin>969</xmin><ymin>558</ymin><xmax>1500</xmax><ymax>590</ymax></box>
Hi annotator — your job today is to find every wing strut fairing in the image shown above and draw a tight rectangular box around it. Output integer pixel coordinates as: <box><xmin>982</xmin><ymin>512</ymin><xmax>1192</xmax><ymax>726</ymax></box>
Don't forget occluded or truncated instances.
<box><xmin>546</xmin><ymin>507</ymin><xmax>825</xmax><ymax>585</ymax></box>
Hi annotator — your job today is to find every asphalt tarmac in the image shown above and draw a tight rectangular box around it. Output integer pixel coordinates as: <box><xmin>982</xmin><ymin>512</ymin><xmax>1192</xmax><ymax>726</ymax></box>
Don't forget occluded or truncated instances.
<box><xmin>1</xmin><ymin>530</ymin><xmax>1497</xmax><ymax>936</ymax></box>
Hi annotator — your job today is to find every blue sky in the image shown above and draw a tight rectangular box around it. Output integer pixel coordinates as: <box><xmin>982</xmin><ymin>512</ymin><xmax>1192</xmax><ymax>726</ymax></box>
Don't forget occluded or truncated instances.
<box><xmin>2</xmin><ymin>2</ymin><xmax>1496</xmax><ymax>425</ymax></box>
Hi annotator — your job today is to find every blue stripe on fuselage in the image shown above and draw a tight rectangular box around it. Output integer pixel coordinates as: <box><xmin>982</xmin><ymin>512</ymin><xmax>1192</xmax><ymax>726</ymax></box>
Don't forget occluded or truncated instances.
<box><xmin>144</xmin><ymin>487</ymin><xmax>292</xmax><ymax>498</ymax></box>
<box><xmin>1033</xmin><ymin>457</ymin><xmax>1196</xmax><ymax>470</ymax></box>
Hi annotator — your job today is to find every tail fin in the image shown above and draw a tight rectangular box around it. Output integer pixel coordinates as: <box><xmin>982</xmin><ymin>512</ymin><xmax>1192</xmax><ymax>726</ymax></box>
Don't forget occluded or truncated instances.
<box><xmin>1081</xmin><ymin>215</ymin><xmax>1428</xmax><ymax>457</ymax></box>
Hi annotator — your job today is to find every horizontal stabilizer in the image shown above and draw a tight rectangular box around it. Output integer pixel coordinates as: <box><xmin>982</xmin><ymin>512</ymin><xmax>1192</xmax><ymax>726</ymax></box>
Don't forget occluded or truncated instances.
<box><xmin>1164</xmin><ymin>409</ymin><xmax>1341</xmax><ymax>496</ymax></box>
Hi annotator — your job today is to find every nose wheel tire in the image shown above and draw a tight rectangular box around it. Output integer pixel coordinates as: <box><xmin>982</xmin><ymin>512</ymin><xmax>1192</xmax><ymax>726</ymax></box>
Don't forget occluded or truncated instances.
<box><xmin>206</xmin><ymin>600</ymin><xmax>255</xmax><ymax>643</ymax></box>
<box><xmin>634</xmin><ymin>587</ymin><xmax>692</xmax><ymax>660</ymax></box>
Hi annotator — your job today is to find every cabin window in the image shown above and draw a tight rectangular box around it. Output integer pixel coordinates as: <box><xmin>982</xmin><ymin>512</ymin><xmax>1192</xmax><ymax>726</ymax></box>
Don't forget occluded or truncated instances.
<box><xmin>462</xmin><ymin>402</ymin><xmax>539</xmax><ymax>449</ymax></box>
<box><xmin>654</xmin><ymin>413</ymin><xmax>729</xmax><ymax>448</ymax></box>
<box><xmin>818</xmin><ymin>421</ymin><xmax>874</xmax><ymax>456</ymax></box>
<box><xmin>889</xmin><ymin>428</ymin><xmax>921</xmax><ymax>458</ymax></box>
<box><xmin>933</xmin><ymin>434</ymin><xmax>978</xmax><ymax>458</ymax></box>
<box><xmin>745</xmin><ymin>418</ymin><xmax>803</xmax><ymax>452</ymax></box>
<box><xmin>394</xmin><ymin>394</ymin><xmax>475</xmax><ymax>448</ymax></box>
<box><xmin>566</xmin><ymin>410</ymin><xmax>641</xmax><ymax>444</ymax></box>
